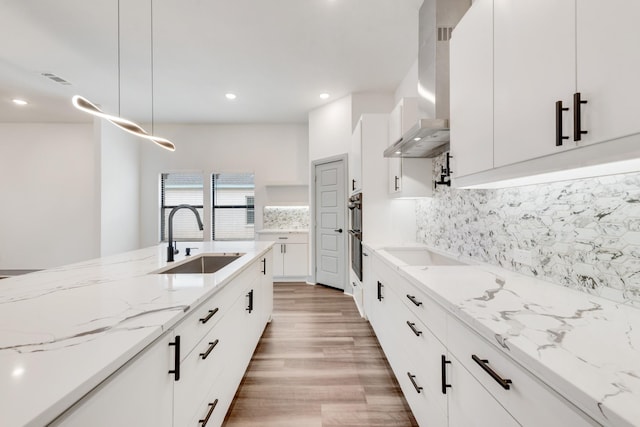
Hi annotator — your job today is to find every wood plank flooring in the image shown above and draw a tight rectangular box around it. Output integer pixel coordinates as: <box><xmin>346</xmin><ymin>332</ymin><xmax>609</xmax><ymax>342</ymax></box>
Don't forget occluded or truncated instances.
<box><xmin>223</xmin><ymin>282</ymin><xmax>418</xmax><ymax>427</ymax></box>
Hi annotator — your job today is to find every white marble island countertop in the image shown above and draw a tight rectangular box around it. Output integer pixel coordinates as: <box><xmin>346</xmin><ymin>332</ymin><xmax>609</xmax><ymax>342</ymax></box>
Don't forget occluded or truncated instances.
<box><xmin>369</xmin><ymin>243</ymin><xmax>640</xmax><ymax>427</ymax></box>
<box><xmin>0</xmin><ymin>241</ymin><xmax>273</xmax><ymax>427</ymax></box>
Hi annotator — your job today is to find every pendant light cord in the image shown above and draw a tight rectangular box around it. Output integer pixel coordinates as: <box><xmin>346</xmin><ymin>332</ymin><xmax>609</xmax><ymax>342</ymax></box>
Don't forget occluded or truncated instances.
<box><xmin>117</xmin><ymin>0</ymin><xmax>121</xmax><ymax>116</ymax></box>
<box><xmin>151</xmin><ymin>0</ymin><xmax>155</xmax><ymax>134</ymax></box>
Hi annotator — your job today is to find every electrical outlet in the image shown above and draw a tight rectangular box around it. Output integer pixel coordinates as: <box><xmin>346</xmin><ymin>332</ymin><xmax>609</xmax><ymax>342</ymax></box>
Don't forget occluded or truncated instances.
<box><xmin>512</xmin><ymin>248</ymin><xmax>533</xmax><ymax>266</ymax></box>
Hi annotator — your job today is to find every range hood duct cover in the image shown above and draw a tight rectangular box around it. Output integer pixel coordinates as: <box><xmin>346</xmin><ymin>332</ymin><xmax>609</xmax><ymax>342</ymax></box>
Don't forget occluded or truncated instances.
<box><xmin>384</xmin><ymin>0</ymin><xmax>470</xmax><ymax>158</ymax></box>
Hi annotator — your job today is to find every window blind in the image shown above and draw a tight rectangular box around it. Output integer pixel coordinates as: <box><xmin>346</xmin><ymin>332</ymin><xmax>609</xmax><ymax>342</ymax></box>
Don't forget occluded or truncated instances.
<box><xmin>212</xmin><ymin>173</ymin><xmax>255</xmax><ymax>240</ymax></box>
<box><xmin>160</xmin><ymin>173</ymin><xmax>204</xmax><ymax>242</ymax></box>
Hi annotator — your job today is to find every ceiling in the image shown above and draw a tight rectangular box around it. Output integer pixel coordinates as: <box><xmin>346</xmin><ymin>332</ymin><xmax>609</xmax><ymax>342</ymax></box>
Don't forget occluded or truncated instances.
<box><xmin>0</xmin><ymin>0</ymin><xmax>421</xmax><ymax>124</ymax></box>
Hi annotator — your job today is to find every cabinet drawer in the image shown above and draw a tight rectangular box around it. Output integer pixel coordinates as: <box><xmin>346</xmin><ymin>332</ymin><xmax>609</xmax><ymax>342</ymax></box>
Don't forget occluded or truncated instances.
<box><xmin>448</xmin><ymin>317</ymin><xmax>597</xmax><ymax>426</ymax></box>
<box><xmin>448</xmin><ymin>354</ymin><xmax>520</xmax><ymax>427</ymax></box>
<box><xmin>257</xmin><ymin>232</ymin><xmax>308</xmax><ymax>244</ymax></box>
<box><xmin>174</xmin><ymin>282</ymin><xmax>240</xmax><ymax>360</ymax></box>
<box><xmin>175</xmin><ymin>262</ymin><xmax>259</xmax><ymax>360</ymax></box>
<box><xmin>375</xmin><ymin>258</ymin><xmax>447</xmax><ymax>342</ymax></box>
<box><xmin>174</xmin><ymin>316</ymin><xmax>232</xmax><ymax>427</ymax></box>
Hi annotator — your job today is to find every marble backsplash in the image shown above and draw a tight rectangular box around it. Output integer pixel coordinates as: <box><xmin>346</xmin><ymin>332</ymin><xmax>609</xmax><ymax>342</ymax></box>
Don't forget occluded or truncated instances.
<box><xmin>416</xmin><ymin>152</ymin><xmax>640</xmax><ymax>308</ymax></box>
<box><xmin>263</xmin><ymin>206</ymin><xmax>309</xmax><ymax>230</ymax></box>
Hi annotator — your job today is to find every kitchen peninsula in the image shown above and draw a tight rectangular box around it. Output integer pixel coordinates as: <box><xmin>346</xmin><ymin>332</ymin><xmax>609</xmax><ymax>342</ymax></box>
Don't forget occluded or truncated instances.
<box><xmin>0</xmin><ymin>241</ymin><xmax>273</xmax><ymax>427</ymax></box>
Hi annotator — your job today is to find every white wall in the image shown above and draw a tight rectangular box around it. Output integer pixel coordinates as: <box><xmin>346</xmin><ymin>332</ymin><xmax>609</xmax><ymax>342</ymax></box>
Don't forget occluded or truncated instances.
<box><xmin>99</xmin><ymin>121</ymin><xmax>141</xmax><ymax>256</ymax></box>
<box><xmin>308</xmin><ymin>95</ymin><xmax>353</xmax><ymax>163</ymax></box>
<box><xmin>0</xmin><ymin>123</ymin><xmax>99</xmax><ymax>269</ymax></box>
<box><xmin>139</xmin><ymin>123</ymin><xmax>309</xmax><ymax>247</ymax></box>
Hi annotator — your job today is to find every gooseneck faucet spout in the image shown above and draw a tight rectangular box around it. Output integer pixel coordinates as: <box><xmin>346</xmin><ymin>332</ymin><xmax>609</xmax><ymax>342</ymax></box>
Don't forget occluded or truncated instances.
<box><xmin>167</xmin><ymin>204</ymin><xmax>204</xmax><ymax>262</ymax></box>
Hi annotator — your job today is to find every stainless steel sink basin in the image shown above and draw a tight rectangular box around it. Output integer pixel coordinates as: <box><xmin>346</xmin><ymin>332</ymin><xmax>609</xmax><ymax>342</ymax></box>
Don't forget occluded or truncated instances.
<box><xmin>156</xmin><ymin>253</ymin><xmax>244</xmax><ymax>274</ymax></box>
<box><xmin>381</xmin><ymin>247</ymin><xmax>464</xmax><ymax>266</ymax></box>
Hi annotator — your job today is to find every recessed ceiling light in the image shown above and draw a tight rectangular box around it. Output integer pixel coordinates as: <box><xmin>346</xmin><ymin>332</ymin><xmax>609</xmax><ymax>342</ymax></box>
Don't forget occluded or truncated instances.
<box><xmin>395</xmin><ymin>151</ymin><xmax>402</xmax><ymax>154</ymax></box>
<box><xmin>319</xmin><ymin>93</ymin><xmax>330</xmax><ymax>100</ymax></box>
<box><xmin>12</xmin><ymin>99</ymin><xmax>28</xmax><ymax>106</ymax></box>
<box><xmin>413</xmin><ymin>137</ymin><xmax>422</xmax><ymax>141</ymax></box>
<box><xmin>225</xmin><ymin>93</ymin><xmax>237</xmax><ymax>100</ymax></box>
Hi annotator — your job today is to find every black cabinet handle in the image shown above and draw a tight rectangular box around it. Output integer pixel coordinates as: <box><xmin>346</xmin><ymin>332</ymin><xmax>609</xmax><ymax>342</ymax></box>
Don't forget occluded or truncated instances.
<box><xmin>352</xmin><ymin>179</ymin><xmax>356</xmax><ymax>191</ymax></box>
<box><xmin>377</xmin><ymin>281</ymin><xmax>383</xmax><ymax>301</ymax></box>
<box><xmin>247</xmin><ymin>289</ymin><xmax>254</xmax><ymax>313</ymax></box>
<box><xmin>199</xmin><ymin>339</ymin><xmax>219</xmax><ymax>360</ymax></box>
<box><xmin>407</xmin><ymin>372</ymin><xmax>423</xmax><ymax>393</ymax></box>
<box><xmin>261</xmin><ymin>258</ymin><xmax>266</xmax><ymax>275</ymax></box>
<box><xmin>472</xmin><ymin>354</ymin><xmax>513</xmax><ymax>390</ymax></box>
<box><xmin>199</xmin><ymin>399</ymin><xmax>218</xmax><ymax>426</ymax></box>
<box><xmin>555</xmin><ymin>100</ymin><xmax>569</xmax><ymax>146</ymax></box>
<box><xmin>199</xmin><ymin>307</ymin><xmax>219</xmax><ymax>324</ymax></box>
<box><xmin>406</xmin><ymin>294</ymin><xmax>423</xmax><ymax>306</ymax></box>
<box><xmin>406</xmin><ymin>321</ymin><xmax>422</xmax><ymax>336</ymax></box>
<box><xmin>573</xmin><ymin>92</ymin><xmax>588</xmax><ymax>141</ymax></box>
<box><xmin>441</xmin><ymin>355</ymin><xmax>452</xmax><ymax>394</ymax></box>
<box><xmin>363</xmin><ymin>252</ymin><xmax>369</xmax><ymax>257</ymax></box>
<box><xmin>280</xmin><ymin>244</ymin><xmax>284</xmax><ymax>254</ymax></box>
<box><xmin>394</xmin><ymin>175</ymin><xmax>400</xmax><ymax>191</ymax></box>
<box><xmin>168</xmin><ymin>335</ymin><xmax>180</xmax><ymax>381</ymax></box>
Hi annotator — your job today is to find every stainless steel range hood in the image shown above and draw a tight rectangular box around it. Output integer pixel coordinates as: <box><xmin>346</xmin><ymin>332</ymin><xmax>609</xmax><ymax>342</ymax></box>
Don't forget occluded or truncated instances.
<box><xmin>384</xmin><ymin>0</ymin><xmax>470</xmax><ymax>158</ymax></box>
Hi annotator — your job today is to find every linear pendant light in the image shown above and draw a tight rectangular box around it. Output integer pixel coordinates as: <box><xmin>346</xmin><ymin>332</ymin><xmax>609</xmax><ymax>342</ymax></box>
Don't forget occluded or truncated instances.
<box><xmin>71</xmin><ymin>0</ymin><xmax>175</xmax><ymax>152</ymax></box>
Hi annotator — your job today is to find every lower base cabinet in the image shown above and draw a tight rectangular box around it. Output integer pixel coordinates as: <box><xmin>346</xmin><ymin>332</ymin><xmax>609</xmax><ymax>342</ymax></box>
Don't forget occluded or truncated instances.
<box><xmin>51</xmin><ymin>252</ymin><xmax>273</xmax><ymax>427</ymax></box>
<box><xmin>367</xmin><ymin>251</ymin><xmax>598</xmax><ymax>427</ymax></box>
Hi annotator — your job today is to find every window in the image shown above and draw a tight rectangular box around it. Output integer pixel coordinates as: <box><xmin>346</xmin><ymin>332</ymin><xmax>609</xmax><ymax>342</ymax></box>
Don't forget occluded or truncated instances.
<box><xmin>212</xmin><ymin>173</ymin><xmax>255</xmax><ymax>240</ymax></box>
<box><xmin>246</xmin><ymin>196</ymin><xmax>255</xmax><ymax>225</ymax></box>
<box><xmin>160</xmin><ymin>173</ymin><xmax>204</xmax><ymax>242</ymax></box>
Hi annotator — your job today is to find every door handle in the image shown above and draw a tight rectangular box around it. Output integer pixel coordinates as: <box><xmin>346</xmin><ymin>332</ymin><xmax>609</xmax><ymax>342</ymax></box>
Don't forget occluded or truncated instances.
<box><xmin>573</xmin><ymin>92</ymin><xmax>588</xmax><ymax>141</ymax></box>
<box><xmin>334</xmin><ymin>228</ymin><xmax>343</xmax><ymax>233</ymax></box>
<box><xmin>555</xmin><ymin>100</ymin><xmax>569</xmax><ymax>146</ymax></box>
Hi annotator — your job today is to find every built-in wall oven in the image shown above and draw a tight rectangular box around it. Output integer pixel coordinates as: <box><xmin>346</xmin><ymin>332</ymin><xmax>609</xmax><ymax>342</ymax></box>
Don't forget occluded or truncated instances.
<box><xmin>348</xmin><ymin>192</ymin><xmax>363</xmax><ymax>281</ymax></box>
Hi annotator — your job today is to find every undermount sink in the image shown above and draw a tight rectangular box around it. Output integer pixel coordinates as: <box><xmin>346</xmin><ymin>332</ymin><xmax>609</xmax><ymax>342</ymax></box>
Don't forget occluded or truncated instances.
<box><xmin>381</xmin><ymin>247</ymin><xmax>464</xmax><ymax>266</ymax></box>
<box><xmin>155</xmin><ymin>253</ymin><xmax>245</xmax><ymax>274</ymax></box>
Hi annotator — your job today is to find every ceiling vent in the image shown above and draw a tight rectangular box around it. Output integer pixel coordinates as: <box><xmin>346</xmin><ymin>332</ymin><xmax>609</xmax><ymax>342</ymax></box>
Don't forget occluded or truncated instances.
<box><xmin>41</xmin><ymin>72</ymin><xmax>72</xmax><ymax>85</ymax></box>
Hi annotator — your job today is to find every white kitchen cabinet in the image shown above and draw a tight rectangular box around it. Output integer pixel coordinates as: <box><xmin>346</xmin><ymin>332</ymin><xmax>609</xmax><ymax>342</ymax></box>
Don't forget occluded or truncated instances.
<box><xmin>576</xmin><ymin>0</ymin><xmax>640</xmax><ymax>145</ymax></box>
<box><xmin>51</xmin><ymin>333</ymin><xmax>174</xmax><ymax>427</ymax></box>
<box><xmin>387</xmin><ymin>98</ymin><xmax>432</xmax><ymax>198</ymax></box>
<box><xmin>350</xmin><ymin>120</ymin><xmax>363</xmax><ymax>194</ymax></box>
<box><xmin>493</xmin><ymin>0</ymin><xmax>576</xmax><ymax>168</ymax></box>
<box><xmin>257</xmin><ymin>232</ymin><xmax>308</xmax><ymax>281</ymax></box>
<box><xmin>447</xmin><ymin>354</ymin><xmax>519</xmax><ymax>427</ymax></box>
<box><xmin>450</xmin><ymin>0</ymin><xmax>494</xmax><ymax>177</ymax></box>
<box><xmin>367</xmin><ymin>250</ymin><xmax>596</xmax><ymax>427</ymax></box>
<box><xmin>452</xmin><ymin>0</ymin><xmax>640</xmax><ymax>187</ymax></box>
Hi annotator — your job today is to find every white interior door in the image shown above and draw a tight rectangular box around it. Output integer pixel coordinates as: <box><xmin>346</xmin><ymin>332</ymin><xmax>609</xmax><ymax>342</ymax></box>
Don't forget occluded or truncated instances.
<box><xmin>314</xmin><ymin>159</ymin><xmax>346</xmax><ymax>290</ymax></box>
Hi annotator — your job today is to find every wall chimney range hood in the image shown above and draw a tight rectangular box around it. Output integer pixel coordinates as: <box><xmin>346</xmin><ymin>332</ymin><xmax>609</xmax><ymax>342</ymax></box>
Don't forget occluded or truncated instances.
<box><xmin>384</xmin><ymin>0</ymin><xmax>470</xmax><ymax>158</ymax></box>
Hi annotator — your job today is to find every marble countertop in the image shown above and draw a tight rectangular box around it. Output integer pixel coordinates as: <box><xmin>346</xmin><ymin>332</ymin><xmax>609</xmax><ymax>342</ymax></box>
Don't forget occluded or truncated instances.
<box><xmin>366</xmin><ymin>242</ymin><xmax>640</xmax><ymax>427</ymax></box>
<box><xmin>0</xmin><ymin>241</ymin><xmax>273</xmax><ymax>427</ymax></box>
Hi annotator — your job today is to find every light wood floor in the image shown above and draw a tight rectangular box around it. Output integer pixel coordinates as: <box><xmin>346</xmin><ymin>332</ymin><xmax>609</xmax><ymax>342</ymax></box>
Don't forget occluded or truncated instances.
<box><xmin>223</xmin><ymin>282</ymin><xmax>418</xmax><ymax>427</ymax></box>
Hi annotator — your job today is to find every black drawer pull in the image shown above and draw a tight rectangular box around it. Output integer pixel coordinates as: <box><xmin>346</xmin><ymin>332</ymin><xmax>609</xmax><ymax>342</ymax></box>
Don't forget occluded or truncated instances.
<box><xmin>168</xmin><ymin>335</ymin><xmax>180</xmax><ymax>381</ymax></box>
<box><xmin>472</xmin><ymin>354</ymin><xmax>513</xmax><ymax>390</ymax></box>
<box><xmin>407</xmin><ymin>372</ymin><xmax>423</xmax><ymax>393</ymax></box>
<box><xmin>573</xmin><ymin>92</ymin><xmax>588</xmax><ymax>141</ymax></box>
<box><xmin>555</xmin><ymin>100</ymin><xmax>569</xmax><ymax>146</ymax></box>
<box><xmin>261</xmin><ymin>257</ymin><xmax>266</xmax><ymax>275</ymax></box>
<box><xmin>406</xmin><ymin>321</ymin><xmax>422</xmax><ymax>336</ymax></box>
<box><xmin>200</xmin><ymin>339</ymin><xmax>219</xmax><ymax>360</ymax></box>
<box><xmin>199</xmin><ymin>307</ymin><xmax>219</xmax><ymax>324</ymax></box>
<box><xmin>377</xmin><ymin>281</ymin><xmax>383</xmax><ymax>301</ymax></box>
<box><xmin>199</xmin><ymin>399</ymin><xmax>218</xmax><ymax>426</ymax></box>
<box><xmin>247</xmin><ymin>289</ymin><xmax>254</xmax><ymax>313</ymax></box>
<box><xmin>394</xmin><ymin>175</ymin><xmax>400</xmax><ymax>191</ymax></box>
<box><xmin>406</xmin><ymin>294</ymin><xmax>423</xmax><ymax>306</ymax></box>
<box><xmin>441</xmin><ymin>355</ymin><xmax>452</xmax><ymax>394</ymax></box>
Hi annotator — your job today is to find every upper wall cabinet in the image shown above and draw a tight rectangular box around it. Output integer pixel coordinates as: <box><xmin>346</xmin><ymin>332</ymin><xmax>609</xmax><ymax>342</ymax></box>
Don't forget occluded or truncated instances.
<box><xmin>576</xmin><ymin>0</ymin><xmax>640</xmax><ymax>145</ymax></box>
<box><xmin>493</xmin><ymin>0</ymin><xmax>576</xmax><ymax>168</ymax></box>
<box><xmin>450</xmin><ymin>0</ymin><xmax>494</xmax><ymax>177</ymax></box>
<box><xmin>451</xmin><ymin>0</ymin><xmax>640</xmax><ymax>185</ymax></box>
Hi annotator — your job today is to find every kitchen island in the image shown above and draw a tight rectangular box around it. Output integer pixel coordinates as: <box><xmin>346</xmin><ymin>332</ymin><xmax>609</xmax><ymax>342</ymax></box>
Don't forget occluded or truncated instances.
<box><xmin>0</xmin><ymin>241</ymin><xmax>273</xmax><ymax>427</ymax></box>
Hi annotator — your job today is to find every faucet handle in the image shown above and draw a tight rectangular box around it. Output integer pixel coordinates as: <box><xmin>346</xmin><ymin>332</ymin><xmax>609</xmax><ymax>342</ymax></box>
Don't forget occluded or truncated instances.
<box><xmin>173</xmin><ymin>242</ymin><xmax>179</xmax><ymax>255</ymax></box>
